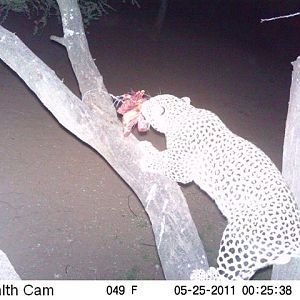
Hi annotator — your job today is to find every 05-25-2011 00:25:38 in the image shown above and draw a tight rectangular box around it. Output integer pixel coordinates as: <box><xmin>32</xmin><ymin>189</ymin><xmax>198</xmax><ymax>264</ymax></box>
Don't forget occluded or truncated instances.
<box><xmin>173</xmin><ymin>284</ymin><xmax>292</xmax><ymax>296</ymax></box>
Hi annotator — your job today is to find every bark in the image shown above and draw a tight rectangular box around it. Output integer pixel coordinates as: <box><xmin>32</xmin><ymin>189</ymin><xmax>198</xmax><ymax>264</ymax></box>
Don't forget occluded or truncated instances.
<box><xmin>0</xmin><ymin>250</ymin><xmax>20</xmax><ymax>280</ymax></box>
<box><xmin>0</xmin><ymin>0</ymin><xmax>208</xmax><ymax>279</ymax></box>
<box><xmin>271</xmin><ymin>57</ymin><xmax>300</xmax><ymax>279</ymax></box>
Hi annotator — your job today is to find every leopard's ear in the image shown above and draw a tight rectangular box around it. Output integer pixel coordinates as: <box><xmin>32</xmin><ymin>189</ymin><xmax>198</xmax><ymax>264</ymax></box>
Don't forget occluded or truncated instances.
<box><xmin>181</xmin><ymin>97</ymin><xmax>191</xmax><ymax>105</ymax></box>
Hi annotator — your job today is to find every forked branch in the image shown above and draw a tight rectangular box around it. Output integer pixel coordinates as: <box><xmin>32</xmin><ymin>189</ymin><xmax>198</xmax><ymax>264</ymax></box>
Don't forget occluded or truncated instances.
<box><xmin>0</xmin><ymin>0</ymin><xmax>208</xmax><ymax>279</ymax></box>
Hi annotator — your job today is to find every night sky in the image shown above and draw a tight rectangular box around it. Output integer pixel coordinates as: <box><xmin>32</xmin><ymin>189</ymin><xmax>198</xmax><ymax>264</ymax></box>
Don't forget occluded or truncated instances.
<box><xmin>131</xmin><ymin>0</ymin><xmax>300</xmax><ymax>63</ymax></box>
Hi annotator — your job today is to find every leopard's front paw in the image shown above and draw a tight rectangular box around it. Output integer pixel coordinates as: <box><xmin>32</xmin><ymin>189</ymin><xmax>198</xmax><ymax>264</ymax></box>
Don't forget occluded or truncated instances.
<box><xmin>140</xmin><ymin>155</ymin><xmax>153</xmax><ymax>173</ymax></box>
<box><xmin>139</xmin><ymin>141</ymin><xmax>160</xmax><ymax>173</ymax></box>
<box><xmin>138</xmin><ymin>141</ymin><xmax>157</xmax><ymax>154</ymax></box>
<box><xmin>190</xmin><ymin>267</ymin><xmax>220</xmax><ymax>281</ymax></box>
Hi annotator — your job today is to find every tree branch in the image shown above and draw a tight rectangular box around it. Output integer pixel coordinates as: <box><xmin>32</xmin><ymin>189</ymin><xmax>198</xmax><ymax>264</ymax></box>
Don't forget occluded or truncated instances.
<box><xmin>55</xmin><ymin>0</ymin><xmax>113</xmax><ymax>115</ymax></box>
<box><xmin>50</xmin><ymin>35</ymin><xmax>66</xmax><ymax>47</ymax></box>
<box><xmin>0</xmin><ymin>0</ymin><xmax>209</xmax><ymax>279</ymax></box>
<box><xmin>0</xmin><ymin>250</ymin><xmax>20</xmax><ymax>280</ymax></box>
<box><xmin>260</xmin><ymin>12</ymin><xmax>300</xmax><ymax>23</ymax></box>
<box><xmin>271</xmin><ymin>57</ymin><xmax>300</xmax><ymax>279</ymax></box>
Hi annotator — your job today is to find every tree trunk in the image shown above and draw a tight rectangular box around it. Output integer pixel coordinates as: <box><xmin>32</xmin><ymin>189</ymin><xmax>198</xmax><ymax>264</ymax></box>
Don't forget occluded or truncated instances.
<box><xmin>0</xmin><ymin>250</ymin><xmax>20</xmax><ymax>280</ymax></box>
<box><xmin>271</xmin><ymin>57</ymin><xmax>300</xmax><ymax>279</ymax></box>
<box><xmin>0</xmin><ymin>0</ymin><xmax>208</xmax><ymax>279</ymax></box>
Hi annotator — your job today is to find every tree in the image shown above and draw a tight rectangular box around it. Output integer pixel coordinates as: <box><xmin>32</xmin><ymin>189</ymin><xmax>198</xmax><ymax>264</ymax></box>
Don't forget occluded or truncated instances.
<box><xmin>260</xmin><ymin>10</ymin><xmax>300</xmax><ymax>281</ymax></box>
<box><xmin>0</xmin><ymin>250</ymin><xmax>20</xmax><ymax>280</ymax></box>
<box><xmin>0</xmin><ymin>0</ymin><xmax>208</xmax><ymax>279</ymax></box>
<box><xmin>271</xmin><ymin>57</ymin><xmax>300</xmax><ymax>280</ymax></box>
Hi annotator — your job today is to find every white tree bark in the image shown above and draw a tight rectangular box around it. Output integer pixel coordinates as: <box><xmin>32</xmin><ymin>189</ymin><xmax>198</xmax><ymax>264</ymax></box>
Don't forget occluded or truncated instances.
<box><xmin>0</xmin><ymin>250</ymin><xmax>20</xmax><ymax>280</ymax></box>
<box><xmin>271</xmin><ymin>57</ymin><xmax>300</xmax><ymax>279</ymax></box>
<box><xmin>0</xmin><ymin>0</ymin><xmax>208</xmax><ymax>279</ymax></box>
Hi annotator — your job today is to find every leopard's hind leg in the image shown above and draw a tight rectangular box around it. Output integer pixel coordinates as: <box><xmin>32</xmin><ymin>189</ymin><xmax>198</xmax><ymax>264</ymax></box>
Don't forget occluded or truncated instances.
<box><xmin>215</xmin><ymin>214</ymin><xmax>300</xmax><ymax>280</ymax></box>
<box><xmin>191</xmin><ymin>222</ymin><xmax>259</xmax><ymax>280</ymax></box>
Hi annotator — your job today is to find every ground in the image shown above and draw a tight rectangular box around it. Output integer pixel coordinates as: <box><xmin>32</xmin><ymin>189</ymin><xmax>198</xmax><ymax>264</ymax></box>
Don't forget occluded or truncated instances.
<box><xmin>0</xmin><ymin>3</ymin><xmax>297</xmax><ymax>279</ymax></box>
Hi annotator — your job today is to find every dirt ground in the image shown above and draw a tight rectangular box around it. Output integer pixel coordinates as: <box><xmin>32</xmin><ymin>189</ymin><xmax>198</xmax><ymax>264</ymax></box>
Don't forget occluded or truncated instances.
<box><xmin>0</xmin><ymin>2</ymin><xmax>298</xmax><ymax>280</ymax></box>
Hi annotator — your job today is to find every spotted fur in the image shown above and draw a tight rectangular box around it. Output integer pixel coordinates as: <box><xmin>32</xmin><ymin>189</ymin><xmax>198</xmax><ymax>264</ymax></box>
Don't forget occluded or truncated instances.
<box><xmin>140</xmin><ymin>94</ymin><xmax>300</xmax><ymax>280</ymax></box>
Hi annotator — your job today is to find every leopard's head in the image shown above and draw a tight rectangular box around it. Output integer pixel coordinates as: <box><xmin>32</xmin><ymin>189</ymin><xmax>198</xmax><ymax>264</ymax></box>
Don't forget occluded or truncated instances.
<box><xmin>140</xmin><ymin>94</ymin><xmax>191</xmax><ymax>133</ymax></box>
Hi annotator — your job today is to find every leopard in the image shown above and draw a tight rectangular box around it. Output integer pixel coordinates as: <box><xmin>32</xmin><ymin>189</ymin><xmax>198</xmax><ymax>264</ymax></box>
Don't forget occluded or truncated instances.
<box><xmin>139</xmin><ymin>94</ymin><xmax>300</xmax><ymax>280</ymax></box>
